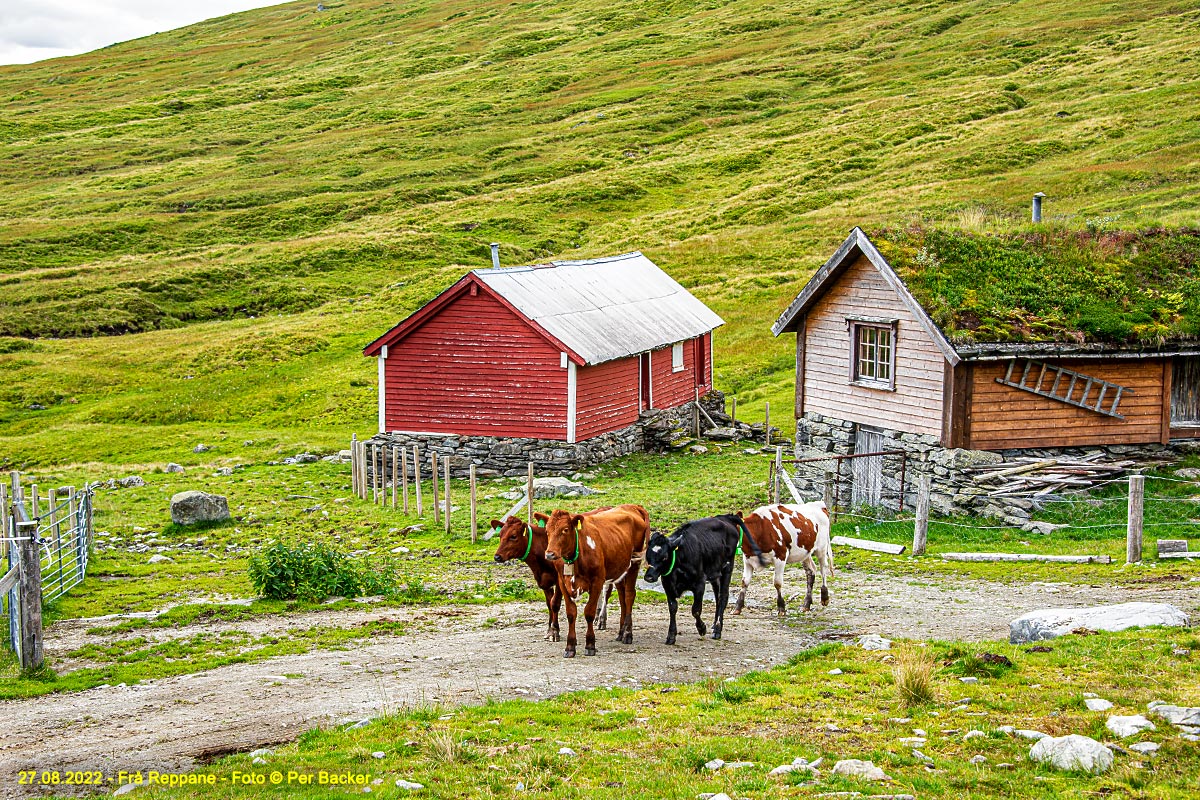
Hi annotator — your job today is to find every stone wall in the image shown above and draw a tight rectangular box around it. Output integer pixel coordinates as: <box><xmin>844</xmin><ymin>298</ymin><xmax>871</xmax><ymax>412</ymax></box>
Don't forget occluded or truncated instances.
<box><xmin>792</xmin><ymin>411</ymin><xmax>1197</xmax><ymax>531</ymax></box>
<box><xmin>362</xmin><ymin>391</ymin><xmax>763</xmax><ymax>481</ymax></box>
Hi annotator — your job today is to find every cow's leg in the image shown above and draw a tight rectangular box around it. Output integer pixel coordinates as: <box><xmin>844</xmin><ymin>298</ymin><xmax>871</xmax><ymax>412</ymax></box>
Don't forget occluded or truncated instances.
<box><xmin>544</xmin><ymin>586</ymin><xmax>558</xmax><ymax>641</ymax></box>
<box><xmin>665</xmin><ymin>590</ymin><xmax>679</xmax><ymax>645</ymax></box>
<box><xmin>733</xmin><ymin>556</ymin><xmax>754</xmax><ymax>615</ymax></box>
<box><xmin>583</xmin><ymin>584</ymin><xmax>601</xmax><ymax>656</ymax></box>
<box><xmin>563</xmin><ymin>590</ymin><xmax>578</xmax><ymax>658</ymax></box>
<box><xmin>617</xmin><ymin>568</ymin><xmax>636</xmax><ymax>644</ymax></box>
<box><xmin>774</xmin><ymin>558</ymin><xmax>787</xmax><ymax>617</ymax></box>
<box><xmin>713</xmin><ymin>562</ymin><xmax>732</xmax><ymax>640</ymax></box>
<box><xmin>597</xmin><ymin>583</ymin><xmax>613</xmax><ymax>631</ymax></box>
<box><xmin>691</xmin><ymin>583</ymin><xmax>707</xmax><ymax>637</ymax></box>
<box><xmin>820</xmin><ymin>552</ymin><xmax>831</xmax><ymax>607</ymax></box>
<box><xmin>802</xmin><ymin>559</ymin><xmax>816</xmax><ymax>613</ymax></box>
<box><xmin>548</xmin><ymin>585</ymin><xmax>561</xmax><ymax>642</ymax></box>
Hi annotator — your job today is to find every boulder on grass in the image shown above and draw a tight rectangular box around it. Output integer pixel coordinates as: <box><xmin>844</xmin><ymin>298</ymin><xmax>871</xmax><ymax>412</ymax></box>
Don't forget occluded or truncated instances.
<box><xmin>170</xmin><ymin>491</ymin><xmax>230</xmax><ymax>525</ymax></box>
<box><xmin>1029</xmin><ymin>734</ymin><xmax>1113</xmax><ymax>773</ymax></box>
<box><xmin>1009</xmin><ymin>602</ymin><xmax>1189</xmax><ymax>644</ymax></box>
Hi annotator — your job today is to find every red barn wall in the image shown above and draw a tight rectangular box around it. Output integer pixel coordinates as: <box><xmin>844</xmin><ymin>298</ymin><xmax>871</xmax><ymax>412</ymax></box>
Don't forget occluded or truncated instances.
<box><xmin>575</xmin><ymin>356</ymin><xmax>640</xmax><ymax>440</ymax></box>
<box><xmin>383</xmin><ymin>289</ymin><xmax>567</xmax><ymax>438</ymax></box>
<box><xmin>650</xmin><ymin>333</ymin><xmax>711</xmax><ymax>409</ymax></box>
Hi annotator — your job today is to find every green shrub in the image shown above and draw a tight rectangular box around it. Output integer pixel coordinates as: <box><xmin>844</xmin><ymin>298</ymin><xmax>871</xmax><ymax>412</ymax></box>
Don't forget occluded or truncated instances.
<box><xmin>248</xmin><ymin>540</ymin><xmax>396</xmax><ymax>601</ymax></box>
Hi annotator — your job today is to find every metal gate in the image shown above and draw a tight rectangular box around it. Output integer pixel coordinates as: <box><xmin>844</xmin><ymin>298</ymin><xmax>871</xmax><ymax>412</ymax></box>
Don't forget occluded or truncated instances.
<box><xmin>852</xmin><ymin>428</ymin><xmax>886</xmax><ymax>508</ymax></box>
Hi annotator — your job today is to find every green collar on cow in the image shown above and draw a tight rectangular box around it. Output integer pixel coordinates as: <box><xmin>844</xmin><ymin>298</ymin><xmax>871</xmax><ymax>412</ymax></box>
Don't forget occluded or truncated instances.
<box><xmin>521</xmin><ymin>524</ymin><xmax>534</xmax><ymax>561</ymax></box>
<box><xmin>661</xmin><ymin>548</ymin><xmax>677</xmax><ymax>577</ymax></box>
<box><xmin>733</xmin><ymin>517</ymin><xmax>748</xmax><ymax>555</ymax></box>
<box><xmin>563</xmin><ymin>519</ymin><xmax>582</xmax><ymax>565</ymax></box>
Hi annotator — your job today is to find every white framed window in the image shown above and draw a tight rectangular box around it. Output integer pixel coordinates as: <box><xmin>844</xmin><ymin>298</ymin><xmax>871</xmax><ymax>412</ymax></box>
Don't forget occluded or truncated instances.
<box><xmin>672</xmin><ymin>342</ymin><xmax>684</xmax><ymax>372</ymax></box>
<box><xmin>848</xmin><ymin>320</ymin><xmax>897</xmax><ymax>390</ymax></box>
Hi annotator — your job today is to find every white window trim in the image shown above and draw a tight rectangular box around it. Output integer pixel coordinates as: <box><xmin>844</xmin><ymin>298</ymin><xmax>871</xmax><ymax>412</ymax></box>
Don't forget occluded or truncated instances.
<box><xmin>377</xmin><ymin>345</ymin><xmax>388</xmax><ymax>433</ymax></box>
<box><xmin>672</xmin><ymin>342</ymin><xmax>684</xmax><ymax>372</ymax></box>
<box><xmin>847</xmin><ymin>319</ymin><xmax>897</xmax><ymax>391</ymax></box>
<box><xmin>566</xmin><ymin>360</ymin><xmax>577</xmax><ymax>444</ymax></box>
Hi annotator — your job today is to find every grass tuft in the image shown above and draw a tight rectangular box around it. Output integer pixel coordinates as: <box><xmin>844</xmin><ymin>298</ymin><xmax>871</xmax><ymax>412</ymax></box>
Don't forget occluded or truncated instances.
<box><xmin>893</xmin><ymin>645</ymin><xmax>936</xmax><ymax>708</ymax></box>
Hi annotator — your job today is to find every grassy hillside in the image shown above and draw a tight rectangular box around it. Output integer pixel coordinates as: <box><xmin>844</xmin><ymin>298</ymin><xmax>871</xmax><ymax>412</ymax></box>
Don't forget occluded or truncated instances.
<box><xmin>2</xmin><ymin>0</ymin><xmax>1199</xmax><ymax>467</ymax></box>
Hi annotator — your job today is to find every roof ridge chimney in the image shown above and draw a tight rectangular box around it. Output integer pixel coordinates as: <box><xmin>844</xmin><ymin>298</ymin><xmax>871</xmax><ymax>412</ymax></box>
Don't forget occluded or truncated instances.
<box><xmin>490</xmin><ymin>243</ymin><xmax>500</xmax><ymax>269</ymax></box>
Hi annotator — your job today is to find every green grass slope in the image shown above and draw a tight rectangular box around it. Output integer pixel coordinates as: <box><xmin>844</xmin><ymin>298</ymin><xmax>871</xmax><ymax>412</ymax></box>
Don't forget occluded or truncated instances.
<box><xmin>2</xmin><ymin>0</ymin><xmax>1199</xmax><ymax>467</ymax></box>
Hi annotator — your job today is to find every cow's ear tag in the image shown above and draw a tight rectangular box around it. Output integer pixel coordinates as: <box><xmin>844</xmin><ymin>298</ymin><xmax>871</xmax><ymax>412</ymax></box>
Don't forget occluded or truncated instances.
<box><xmin>563</xmin><ymin>564</ymin><xmax>574</xmax><ymax>576</ymax></box>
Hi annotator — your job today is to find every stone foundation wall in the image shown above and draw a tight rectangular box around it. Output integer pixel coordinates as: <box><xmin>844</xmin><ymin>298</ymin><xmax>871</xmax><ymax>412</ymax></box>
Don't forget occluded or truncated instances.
<box><xmin>362</xmin><ymin>391</ymin><xmax>757</xmax><ymax>480</ymax></box>
<box><xmin>793</xmin><ymin>411</ymin><xmax>1197</xmax><ymax>530</ymax></box>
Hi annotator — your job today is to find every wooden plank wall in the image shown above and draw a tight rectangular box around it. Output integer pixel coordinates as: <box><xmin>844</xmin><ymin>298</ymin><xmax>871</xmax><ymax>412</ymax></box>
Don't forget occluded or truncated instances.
<box><xmin>801</xmin><ymin>254</ymin><xmax>946</xmax><ymax>437</ymax></box>
<box><xmin>651</xmin><ymin>335</ymin><xmax>706</xmax><ymax>410</ymax></box>
<box><xmin>575</xmin><ymin>356</ymin><xmax>640</xmax><ymax>440</ymax></box>
<box><xmin>967</xmin><ymin>358</ymin><xmax>1167</xmax><ymax>449</ymax></box>
<box><xmin>384</xmin><ymin>289</ymin><xmax>567</xmax><ymax>439</ymax></box>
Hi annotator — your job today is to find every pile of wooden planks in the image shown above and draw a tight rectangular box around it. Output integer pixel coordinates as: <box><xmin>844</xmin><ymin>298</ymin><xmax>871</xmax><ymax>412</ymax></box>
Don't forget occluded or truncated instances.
<box><xmin>961</xmin><ymin>454</ymin><xmax>1135</xmax><ymax>497</ymax></box>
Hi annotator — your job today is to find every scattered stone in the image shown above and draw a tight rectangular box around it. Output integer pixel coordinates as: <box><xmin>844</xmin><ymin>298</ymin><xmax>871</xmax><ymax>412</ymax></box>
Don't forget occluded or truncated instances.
<box><xmin>193</xmin><ymin>444</ymin><xmax>210</xmax><ymax>453</ymax></box>
<box><xmin>295</xmin><ymin>453</ymin><xmax>319</xmax><ymax>463</ymax></box>
<box><xmin>118</xmin><ymin>476</ymin><xmax>146</xmax><ymax>488</ymax></box>
<box><xmin>1174</xmin><ymin>467</ymin><xmax>1200</xmax><ymax>479</ymax></box>
<box><xmin>113</xmin><ymin>782</ymin><xmax>142</xmax><ymax>796</ymax></box>
<box><xmin>828</xmin><ymin>668</ymin><xmax>843</xmax><ymax>675</ymax></box>
<box><xmin>960</xmin><ymin>677</ymin><xmax>979</xmax><ymax>684</ymax></box>
<box><xmin>832</xmin><ymin>759</ymin><xmax>890</xmax><ymax>781</ymax></box>
<box><xmin>1086</xmin><ymin>698</ymin><xmax>1114</xmax><ymax>712</ymax></box>
<box><xmin>1029</xmin><ymin>734</ymin><xmax>1114</xmax><ymax>773</ymax></box>
<box><xmin>897</xmin><ymin>737</ymin><xmax>926</xmax><ymax>746</ymax></box>
<box><xmin>976</xmin><ymin>652</ymin><xmax>1013</xmax><ymax>668</ymax></box>
<box><xmin>1025</xmin><ymin>645</ymin><xmax>1053</xmax><ymax>653</ymax></box>
<box><xmin>969</xmin><ymin>755</ymin><xmax>987</xmax><ymax>764</ymax></box>
<box><xmin>147</xmin><ymin>554</ymin><xmax>173</xmax><ymax>564</ymax></box>
<box><xmin>371</xmin><ymin>752</ymin><xmax>386</xmax><ymax>759</ymax></box>
<box><xmin>688</xmin><ymin>445</ymin><xmax>708</xmax><ymax>455</ymax></box>
<box><xmin>964</xmin><ymin>730</ymin><xmax>985</xmax><ymax>740</ymax></box>
<box><xmin>251</xmin><ymin>757</ymin><xmax>266</xmax><ymax>766</ymax></box>
<box><xmin>1009</xmin><ymin>603</ymin><xmax>1190</xmax><ymax>644</ymax></box>
<box><xmin>248</xmin><ymin>749</ymin><xmax>273</xmax><ymax>758</ymax></box>
<box><xmin>889</xmin><ymin>717</ymin><xmax>913</xmax><ymax>724</ymax></box>
<box><xmin>1106</xmin><ymin>715</ymin><xmax>1156</xmax><ymax>738</ymax></box>
<box><xmin>996</xmin><ymin>762</ymin><xmax>1014</xmax><ymax>769</ymax></box>
<box><xmin>1129</xmin><ymin>742</ymin><xmax>1159</xmax><ymax>755</ymax></box>
<box><xmin>394</xmin><ymin>779</ymin><xmax>424</xmax><ymax>790</ymax></box>
<box><xmin>913</xmin><ymin>728</ymin><xmax>927</xmax><ymax>737</ymax></box>
<box><xmin>346</xmin><ymin>719</ymin><xmax>371</xmax><ymax>730</ymax></box>
<box><xmin>858</xmin><ymin>634</ymin><xmax>892</xmax><ymax>651</ymax></box>
<box><xmin>170</xmin><ymin>491</ymin><xmax>231</xmax><ymax>525</ymax></box>
<box><xmin>530</xmin><ymin>477</ymin><xmax>600</xmax><ymax>499</ymax></box>
<box><xmin>1014</xmin><ymin>729</ymin><xmax>1049</xmax><ymax>741</ymax></box>
<box><xmin>1148</xmin><ymin>702</ymin><xmax>1200</xmax><ymax>727</ymax></box>
<box><xmin>558</xmin><ymin>747</ymin><xmax>576</xmax><ymax>757</ymax></box>
<box><xmin>704</xmin><ymin>759</ymin><xmax>724</xmax><ymax>771</ymax></box>
<box><xmin>165</xmin><ymin>463</ymin><xmax>186</xmax><ymax>474</ymax></box>
<box><xmin>215</xmin><ymin>467</ymin><xmax>233</xmax><ymax>476</ymax></box>
<box><xmin>1173</xmin><ymin>648</ymin><xmax>1192</xmax><ymax>657</ymax></box>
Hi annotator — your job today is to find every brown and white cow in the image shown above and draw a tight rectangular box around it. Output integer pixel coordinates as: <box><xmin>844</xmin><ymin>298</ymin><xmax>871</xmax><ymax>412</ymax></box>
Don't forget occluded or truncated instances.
<box><xmin>543</xmin><ymin>504</ymin><xmax>650</xmax><ymax>658</ymax></box>
<box><xmin>732</xmin><ymin>501</ymin><xmax>834</xmax><ymax>616</ymax></box>
<box><xmin>491</xmin><ymin>511</ymin><xmax>613</xmax><ymax>641</ymax></box>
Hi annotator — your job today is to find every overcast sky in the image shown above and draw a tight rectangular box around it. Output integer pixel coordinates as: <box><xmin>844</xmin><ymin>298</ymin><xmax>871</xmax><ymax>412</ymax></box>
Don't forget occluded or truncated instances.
<box><xmin>0</xmin><ymin>1</ymin><xmax>284</xmax><ymax>66</ymax></box>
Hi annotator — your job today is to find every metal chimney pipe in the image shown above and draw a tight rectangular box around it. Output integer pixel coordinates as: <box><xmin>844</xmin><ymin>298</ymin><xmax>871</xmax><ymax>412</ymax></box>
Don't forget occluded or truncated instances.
<box><xmin>1032</xmin><ymin>192</ymin><xmax>1046</xmax><ymax>223</ymax></box>
<box><xmin>490</xmin><ymin>243</ymin><xmax>500</xmax><ymax>269</ymax></box>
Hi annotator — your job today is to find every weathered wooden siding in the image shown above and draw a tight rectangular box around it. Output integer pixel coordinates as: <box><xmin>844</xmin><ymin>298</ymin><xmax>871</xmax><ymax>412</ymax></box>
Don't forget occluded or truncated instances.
<box><xmin>383</xmin><ymin>288</ymin><xmax>567</xmax><ymax>438</ymax></box>
<box><xmin>801</xmin><ymin>254</ymin><xmax>946</xmax><ymax>437</ymax></box>
<box><xmin>967</xmin><ymin>359</ymin><xmax>1167</xmax><ymax>449</ymax></box>
<box><xmin>575</xmin><ymin>356</ymin><xmax>640</xmax><ymax>440</ymax></box>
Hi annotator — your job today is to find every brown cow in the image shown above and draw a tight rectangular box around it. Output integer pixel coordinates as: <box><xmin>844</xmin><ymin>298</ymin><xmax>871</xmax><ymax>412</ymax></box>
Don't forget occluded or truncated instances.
<box><xmin>543</xmin><ymin>504</ymin><xmax>650</xmax><ymax>658</ymax></box>
<box><xmin>491</xmin><ymin>511</ymin><xmax>613</xmax><ymax>641</ymax></box>
<box><xmin>732</xmin><ymin>501</ymin><xmax>834</xmax><ymax>617</ymax></box>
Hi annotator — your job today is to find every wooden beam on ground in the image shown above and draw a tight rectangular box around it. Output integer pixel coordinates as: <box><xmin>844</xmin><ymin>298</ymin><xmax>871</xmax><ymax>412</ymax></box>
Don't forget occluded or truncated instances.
<box><xmin>941</xmin><ymin>552</ymin><xmax>1112</xmax><ymax>564</ymax></box>
<box><xmin>1158</xmin><ymin>551</ymin><xmax>1200</xmax><ymax>559</ymax></box>
<box><xmin>831</xmin><ymin>535</ymin><xmax>906</xmax><ymax>555</ymax></box>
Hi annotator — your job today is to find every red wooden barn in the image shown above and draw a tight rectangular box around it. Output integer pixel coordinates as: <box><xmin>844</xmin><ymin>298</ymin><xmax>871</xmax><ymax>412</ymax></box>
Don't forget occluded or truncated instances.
<box><xmin>363</xmin><ymin>252</ymin><xmax>723</xmax><ymax>442</ymax></box>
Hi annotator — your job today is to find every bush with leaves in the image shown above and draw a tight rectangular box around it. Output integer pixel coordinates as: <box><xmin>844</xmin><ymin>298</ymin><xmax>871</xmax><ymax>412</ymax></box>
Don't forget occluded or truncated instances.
<box><xmin>248</xmin><ymin>540</ymin><xmax>396</xmax><ymax>601</ymax></box>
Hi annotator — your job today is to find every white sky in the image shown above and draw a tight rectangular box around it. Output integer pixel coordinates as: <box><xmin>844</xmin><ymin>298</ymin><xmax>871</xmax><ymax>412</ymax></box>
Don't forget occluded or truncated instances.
<box><xmin>0</xmin><ymin>1</ymin><xmax>285</xmax><ymax>66</ymax></box>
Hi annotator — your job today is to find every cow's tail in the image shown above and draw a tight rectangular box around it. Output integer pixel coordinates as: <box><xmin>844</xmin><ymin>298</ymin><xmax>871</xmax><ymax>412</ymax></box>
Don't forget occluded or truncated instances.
<box><xmin>734</xmin><ymin>515</ymin><xmax>772</xmax><ymax>568</ymax></box>
<box><xmin>814</xmin><ymin>501</ymin><xmax>836</xmax><ymax>577</ymax></box>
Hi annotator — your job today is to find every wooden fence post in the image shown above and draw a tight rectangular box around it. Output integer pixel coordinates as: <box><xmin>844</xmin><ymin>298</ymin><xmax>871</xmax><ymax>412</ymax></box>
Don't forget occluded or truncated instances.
<box><xmin>913</xmin><ymin>475</ymin><xmax>930</xmax><ymax>557</ymax></box>
<box><xmin>527</xmin><ymin>462</ymin><xmax>535</xmax><ymax>526</ymax></box>
<box><xmin>413</xmin><ymin>445</ymin><xmax>423</xmax><ymax>518</ymax></box>
<box><xmin>764</xmin><ymin>402</ymin><xmax>771</xmax><ymax>446</ymax></box>
<box><xmin>401</xmin><ymin>447</ymin><xmax>410</xmax><ymax>514</ymax></box>
<box><xmin>431</xmin><ymin>453</ymin><xmax>440</xmax><ymax>526</ymax></box>
<box><xmin>731</xmin><ymin>397</ymin><xmax>738</xmax><ymax>442</ymax></box>
<box><xmin>30</xmin><ymin>485</ymin><xmax>38</xmax><ymax>518</ymax></box>
<box><xmin>16</xmin><ymin>519</ymin><xmax>42</xmax><ymax>671</ymax></box>
<box><xmin>823</xmin><ymin>470</ymin><xmax>834</xmax><ymax>514</ymax></box>
<box><xmin>376</xmin><ymin>446</ymin><xmax>385</xmax><ymax>505</ymax></box>
<box><xmin>773</xmin><ymin>447</ymin><xmax>783</xmax><ymax>505</ymax></box>
<box><xmin>693</xmin><ymin>387</ymin><xmax>701</xmax><ymax>438</ymax></box>
<box><xmin>443</xmin><ymin>456</ymin><xmax>451</xmax><ymax>535</ymax></box>
<box><xmin>350</xmin><ymin>434</ymin><xmax>359</xmax><ymax>497</ymax></box>
<box><xmin>1126</xmin><ymin>474</ymin><xmax>1144</xmax><ymax>564</ymax></box>
<box><xmin>469</xmin><ymin>465</ymin><xmax>478</xmax><ymax>544</ymax></box>
<box><xmin>391</xmin><ymin>447</ymin><xmax>397</xmax><ymax>509</ymax></box>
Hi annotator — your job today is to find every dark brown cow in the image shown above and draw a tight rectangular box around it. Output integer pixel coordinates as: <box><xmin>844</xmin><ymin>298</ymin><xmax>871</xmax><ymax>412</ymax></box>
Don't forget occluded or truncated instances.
<box><xmin>543</xmin><ymin>504</ymin><xmax>650</xmax><ymax>658</ymax></box>
<box><xmin>491</xmin><ymin>511</ymin><xmax>613</xmax><ymax>641</ymax></box>
<box><xmin>731</xmin><ymin>501</ymin><xmax>834</xmax><ymax>616</ymax></box>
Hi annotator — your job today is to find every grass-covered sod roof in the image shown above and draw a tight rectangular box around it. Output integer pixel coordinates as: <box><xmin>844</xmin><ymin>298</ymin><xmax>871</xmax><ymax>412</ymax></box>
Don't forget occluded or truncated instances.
<box><xmin>873</xmin><ymin>227</ymin><xmax>1200</xmax><ymax>346</ymax></box>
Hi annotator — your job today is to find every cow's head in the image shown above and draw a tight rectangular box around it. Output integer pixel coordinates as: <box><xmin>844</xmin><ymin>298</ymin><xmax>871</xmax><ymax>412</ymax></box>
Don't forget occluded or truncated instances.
<box><xmin>543</xmin><ymin>509</ymin><xmax>582</xmax><ymax>563</ymax></box>
<box><xmin>643</xmin><ymin>530</ymin><xmax>682</xmax><ymax>583</ymax></box>
<box><xmin>492</xmin><ymin>515</ymin><xmax>542</xmax><ymax>563</ymax></box>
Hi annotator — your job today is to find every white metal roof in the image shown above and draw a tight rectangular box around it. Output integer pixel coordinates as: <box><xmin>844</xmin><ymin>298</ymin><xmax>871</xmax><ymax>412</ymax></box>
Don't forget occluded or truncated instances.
<box><xmin>473</xmin><ymin>251</ymin><xmax>724</xmax><ymax>365</ymax></box>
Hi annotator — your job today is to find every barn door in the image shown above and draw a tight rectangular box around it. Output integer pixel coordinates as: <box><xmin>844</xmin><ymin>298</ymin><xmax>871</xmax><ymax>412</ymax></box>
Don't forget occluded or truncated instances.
<box><xmin>852</xmin><ymin>427</ymin><xmax>885</xmax><ymax>509</ymax></box>
<box><xmin>1172</xmin><ymin>357</ymin><xmax>1200</xmax><ymax>427</ymax></box>
<box><xmin>639</xmin><ymin>352</ymin><xmax>652</xmax><ymax>410</ymax></box>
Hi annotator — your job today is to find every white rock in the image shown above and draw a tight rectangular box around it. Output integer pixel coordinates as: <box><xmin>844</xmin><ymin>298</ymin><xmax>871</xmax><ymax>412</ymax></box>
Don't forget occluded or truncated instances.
<box><xmin>890</xmin><ymin>717</ymin><xmax>913</xmax><ymax>724</ymax></box>
<box><xmin>1106</xmin><ymin>715</ymin><xmax>1156</xmax><ymax>738</ymax></box>
<box><xmin>558</xmin><ymin>747</ymin><xmax>576</xmax><ymax>757</ymax></box>
<box><xmin>394</xmin><ymin>779</ymin><xmax>424</xmax><ymax>790</ymax></box>
<box><xmin>970</xmin><ymin>755</ymin><xmax>987</xmax><ymax>764</ymax></box>
<box><xmin>1029</xmin><ymin>734</ymin><xmax>1114</xmax><ymax>773</ymax></box>
<box><xmin>769</xmin><ymin>764</ymin><xmax>795</xmax><ymax>775</ymax></box>
<box><xmin>858</xmin><ymin>634</ymin><xmax>892</xmax><ymax>651</ymax></box>
<box><xmin>113</xmin><ymin>783</ymin><xmax>143</xmax><ymax>796</ymax></box>
<box><xmin>828</xmin><ymin>668</ymin><xmax>843</xmax><ymax>675</ymax></box>
<box><xmin>960</xmin><ymin>677</ymin><xmax>978</xmax><ymax>684</ymax></box>
<box><xmin>704</xmin><ymin>758</ymin><xmax>724</xmax><ymax>771</ymax></box>
<box><xmin>898</xmin><ymin>737</ymin><xmax>926</xmax><ymax>746</ymax></box>
<box><xmin>252</xmin><ymin>757</ymin><xmax>266</xmax><ymax>765</ymax></box>
<box><xmin>371</xmin><ymin>751</ymin><xmax>386</xmax><ymax>759</ymax></box>
<box><xmin>248</xmin><ymin>748</ymin><xmax>273</xmax><ymax>757</ymax></box>
<box><xmin>997</xmin><ymin>725</ymin><xmax>1015</xmax><ymax>734</ymax></box>
<box><xmin>1129</xmin><ymin>742</ymin><xmax>1160</xmax><ymax>755</ymax></box>
<box><xmin>1148</xmin><ymin>703</ymin><xmax>1200</xmax><ymax>727</ymax></box>
<box><xmin>147</xmin><ymin>554</ymin><xmax>173</xmax><ymax>564</ymax></box>
<box><xmin>964</xmin><ymin>730</ymin><xmax>986</xmax><ymax>740</ymax></box>
<box><xmin>1085</xmin><ymin>698</ymin><xmax>1114</xmax><ymax>711</ymax></box>
<box><xmin>913</xmin><ymin>728</ymin><xmax>927</xmax><ymax>737</ymax></box>
<box><xmin>1014</xmin><ymin>729</ymin><xmax>1049</xmax><ymax>740</ymax></box>
<box><xmin>705</xmin><ymin>795</ymin><xmax>732</xmax><ymax>800</ymax></box>
<box><xmin>832</xmin><ymin>759</ymin><xmax>890</xmax><ymax>781</ymax></box>
<box><xmin>1009</xmin><ymin>602</ymin><xmax>1189</xmax><ymax>644</ymax></box>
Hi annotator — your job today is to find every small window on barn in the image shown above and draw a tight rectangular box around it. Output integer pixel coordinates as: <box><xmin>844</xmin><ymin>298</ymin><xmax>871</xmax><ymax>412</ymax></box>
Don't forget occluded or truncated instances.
<box><xmin>672</xmin><ymin>342</ymin><xmax>685</xmax><ymax>372</ymax></box>
<box><xmin>849</xmin><ymin>321</ymin><xmax>897</xmax><ymax>390</ymax></box>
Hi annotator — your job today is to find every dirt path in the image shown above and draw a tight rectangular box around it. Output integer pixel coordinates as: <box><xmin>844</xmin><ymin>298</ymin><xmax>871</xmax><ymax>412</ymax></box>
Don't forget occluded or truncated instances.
<box><xmin>2</xmin><ymin>570</ymin><xmax>1196</xmax><ymax>799</ymax></box>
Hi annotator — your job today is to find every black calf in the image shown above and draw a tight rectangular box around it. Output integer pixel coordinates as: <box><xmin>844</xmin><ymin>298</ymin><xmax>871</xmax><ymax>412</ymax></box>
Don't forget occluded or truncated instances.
<box><xmin>643</xmin><ymin>515</ymin><xmax>770</xmax><ymax>645</ymax></box>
